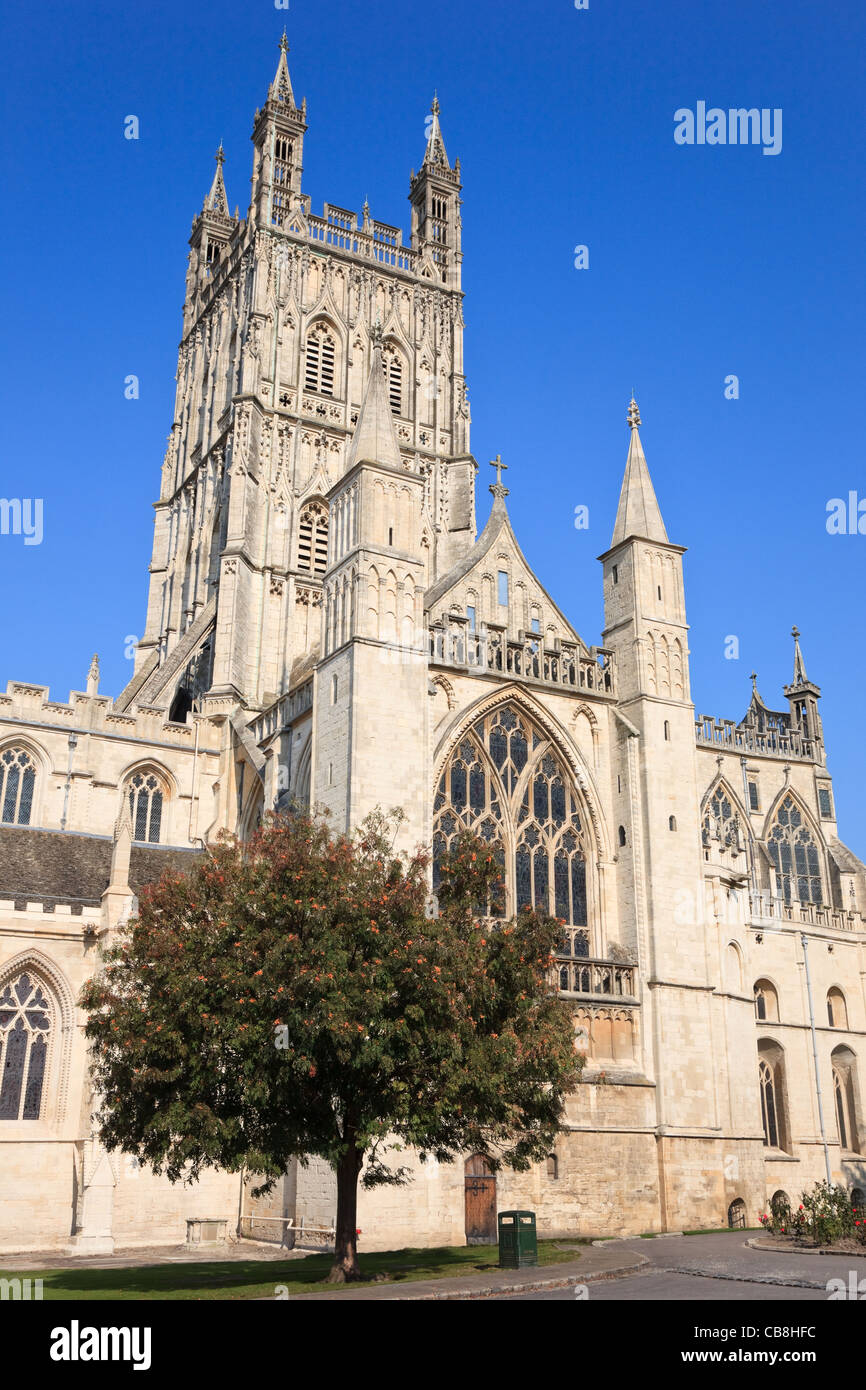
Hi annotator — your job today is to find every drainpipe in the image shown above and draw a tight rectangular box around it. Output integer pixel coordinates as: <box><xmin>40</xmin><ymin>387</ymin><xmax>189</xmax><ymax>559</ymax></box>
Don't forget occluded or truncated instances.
<box><xmin>801</xmin><ymin>931</ymin><xmax>833</xmax><ymax>1185</ymax></box>
<box><xmin>60</xmin><ymin>733</ymin><xmax>78</xmax><ymax>830</ymax></box>
<box><xmin>188</xmin><ymin>715</ymin><xmax>201</xmax><ymax>845</ymax></box>
<box><xmin>740</xmin><ymin>756</ymin><xmax>759</xmax><ymax>901</ymax></box>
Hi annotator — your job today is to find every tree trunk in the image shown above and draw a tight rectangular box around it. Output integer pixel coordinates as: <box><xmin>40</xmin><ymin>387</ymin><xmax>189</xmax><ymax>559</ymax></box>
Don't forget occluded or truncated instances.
<box><xmin>328</xmin><ymin>1138</ymin><xmax>364</xmax><ymax>1282</ymax></box>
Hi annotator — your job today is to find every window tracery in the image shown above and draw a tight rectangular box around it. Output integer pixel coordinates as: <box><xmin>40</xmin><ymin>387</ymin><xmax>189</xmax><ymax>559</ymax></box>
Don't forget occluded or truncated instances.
<box><xmin>702</xmin><ymin>785</ymin><xmax>743</xmax><ymax>854</ymax></box>
<box><xmin>433</xmin><ymin>703</ymin><xmax>591</xmax><ymax>936</ymax></box>
<box><xmin>0</xmin><ymin>747</ymin><xmax>37</xmax><ymax>826</ymax></box>
<box><xmin>126</xmin><ymin>771</ymin><xmax>165</xmax><ymax>844</ymax></box>
<box><xmin>767</xmin><ymin>795</ymin><xmax>823</xmax><ymax>905</ymax></box>
<box><xmin>0</xmin><ymin>972</ymin><xmax>52</xmax><ymax>1120</ymax></box>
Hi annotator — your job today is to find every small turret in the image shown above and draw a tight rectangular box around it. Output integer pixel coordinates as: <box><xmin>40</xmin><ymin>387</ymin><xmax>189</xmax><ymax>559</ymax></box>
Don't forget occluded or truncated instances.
<box><xmin>250</xmin><ymin>31</ymin><xmax>308</xmax><ymax>228</ymax></box>
<box><xmin>409</xmin><ymin>94</ymin><xmax>462</xmax><ymax>287</ymax></box>
<box><xmin>784</xmin><ymin>626</ymin><xmax>824</xmax><ymax>749</ymax></box>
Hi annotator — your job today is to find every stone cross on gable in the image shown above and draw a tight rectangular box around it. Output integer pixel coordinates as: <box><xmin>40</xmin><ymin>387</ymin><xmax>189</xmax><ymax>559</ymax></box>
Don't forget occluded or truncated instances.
<box><xmin>489</xmin><ymin>454</ymin><xmax>510</xmax><ymax>500</ymax></box>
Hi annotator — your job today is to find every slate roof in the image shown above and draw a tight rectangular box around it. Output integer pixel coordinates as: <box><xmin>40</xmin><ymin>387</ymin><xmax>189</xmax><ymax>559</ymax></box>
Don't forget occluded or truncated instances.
<box><xmin>0</xmin><ymin>826</ymin><xmax>202</xmax><ymax>913</ymax></box>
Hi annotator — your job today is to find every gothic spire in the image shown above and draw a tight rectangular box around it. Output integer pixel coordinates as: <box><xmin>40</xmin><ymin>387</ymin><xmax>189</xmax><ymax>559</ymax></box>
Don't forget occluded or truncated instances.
<box><xmin>269</xmin><ymin>29</ymin><xmax>297</xmax><ymax>108</ymax></box>
<box><xmin>610</xmin><ymin>397</ymin><xmax>669</xmax><ymax>547</ymax></box>
<box><xmin>203</xmin><ymin>143</ymin><xmax>230</xmax><ymax>215</ymax></box>
<box><xmin>422</xmin><ymin>92</ymin><xmax>451</xmax><ymax>170</ymax></box>
<box><xmin>791</xmin><ymin>626</ymin><xmax>808</xmax><ymax>685</ymax></box>
<box><xmin>346</xmin><ymin>344</ymin><xmax>403</xmax><ymax>472</ymax></box>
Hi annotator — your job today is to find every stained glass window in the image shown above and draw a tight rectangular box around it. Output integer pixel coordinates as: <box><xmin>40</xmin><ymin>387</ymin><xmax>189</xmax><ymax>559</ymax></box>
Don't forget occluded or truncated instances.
<box><xmin>432</xmin><ymin>703</ymin><xmax>591</xmax><ymax>937</ymax></box>
<box><xmin>0</xmin><ymin>747</ymin><xmax>37</xmax><ymax>826</ymax></box>
<box><xmin>0</xmin><ymin>973</ymin><xmax>52</xmax><ymax>1121</ymax></box>
<box><xmin>126</xmin><ymin>771</ymin><xmax>165</xmax><ymax>844</ymax></box>
<box><xmin>767</xmin><ymin>795</ymin><xmax>823</xmax><ymax>905</ymax></box>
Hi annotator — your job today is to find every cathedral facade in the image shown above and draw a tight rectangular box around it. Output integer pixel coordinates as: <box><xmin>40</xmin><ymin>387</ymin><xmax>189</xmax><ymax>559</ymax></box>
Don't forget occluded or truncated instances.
<box><xmin>1</xmin><ymin>38</ymin><xmax>864</xmax><ymax>1253</ymax></box>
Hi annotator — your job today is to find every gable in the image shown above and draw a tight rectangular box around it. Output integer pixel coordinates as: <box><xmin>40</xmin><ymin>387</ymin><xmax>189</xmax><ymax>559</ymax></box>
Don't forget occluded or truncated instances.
<box><xmin>425</xmin><ymin>498</ymin><xmax>586</xmax><ymax>650</ymax></box>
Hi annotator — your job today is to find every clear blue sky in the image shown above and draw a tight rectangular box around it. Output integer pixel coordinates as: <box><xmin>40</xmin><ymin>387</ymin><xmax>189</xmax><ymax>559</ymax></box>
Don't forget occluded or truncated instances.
<box><xmin>2</xmin><ymin>0</ymin><xmax>864</xmax><ymax>853</ymax></box>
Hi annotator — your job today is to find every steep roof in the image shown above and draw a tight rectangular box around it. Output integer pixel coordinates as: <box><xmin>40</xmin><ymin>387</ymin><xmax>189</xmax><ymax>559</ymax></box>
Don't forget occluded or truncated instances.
<box><xmin>610</xmin><ymin>398</ymin><xmax>669</xmax><ymax>547</ymax></box>
<box><xmin>346</xmin><ymin>343</ymin><xmax>403</xmax><ymax>472</ymax></box>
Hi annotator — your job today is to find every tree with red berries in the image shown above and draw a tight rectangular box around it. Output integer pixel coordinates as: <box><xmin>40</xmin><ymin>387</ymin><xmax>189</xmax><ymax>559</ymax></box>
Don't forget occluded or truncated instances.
<box><xmin>81</xmin><ymin>809</ymin><xmax>581</xmax><ymax>1282</ymax></box>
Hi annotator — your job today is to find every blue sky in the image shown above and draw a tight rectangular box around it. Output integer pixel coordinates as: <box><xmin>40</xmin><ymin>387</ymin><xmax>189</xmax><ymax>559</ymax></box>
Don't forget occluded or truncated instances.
<box><xmin>2</xmin><ymin>0</ymin><xmax>864</xmax><ymax>852</ymax></box>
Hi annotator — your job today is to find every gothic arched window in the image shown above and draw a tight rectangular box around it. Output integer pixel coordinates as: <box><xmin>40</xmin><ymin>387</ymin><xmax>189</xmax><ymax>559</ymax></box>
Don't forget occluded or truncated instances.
<box><xmin>0</xmin><ymin>746</ymin><xmax>37</xmax><ymax>826</ymax></box>
<box><xmin>126</xmin><ymin>770</ymin><xmax>165</xmax><ymax>844</ymax></box>
<box><xmin>702</xmin><ymin>785</ymin><xmax>742</xmax><ymax>855</ymax></box>
<box><xmin>758</xmin><ymin>1040</ymin><xmax>789</xmax><ymax>1152</ymax></box>
<box><xmin>0</xmin><ymin>972</ymin><xmax>52</xmax><ymax>1120</ymax></box>
<box><xmin>433</xmin><ymin>703</ymin><xmax>592</xmax><ymax>940</ymax></box>
<box><xmin>754</xmin><ymin>979</ymin><xmax>779</xmax><ymax>1022</ymax></box>
<box><xmin>304</xmin><ymin>322</ymin><xmax>337</xmax><ymax>397</ymax></box>
<box><xmin>767</xmin><ymin>795</ymin><xmax>823</xmax><ymax>905</ymax></box>
<box><xmin>297</xmin><ymin>501</ymin><xmax>329</xmax><ymax>575</ymax></box>
<box><xmin>759</xmin><ymin>1059</ymin><xmax>779</xmax><ymax>1148</ymax></box>
<box><xmin>832</xmin><ymin>1046</ymin><xmax>860</xmax><ymax>1154</ymax></box>
<box><xmin>827</xmin><ymin>987</ymin><xmax>848</xmax><ymax>1029</ymax></box>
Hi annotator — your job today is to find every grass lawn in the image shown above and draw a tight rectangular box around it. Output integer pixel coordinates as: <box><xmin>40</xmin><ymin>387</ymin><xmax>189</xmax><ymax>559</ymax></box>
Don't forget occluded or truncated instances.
<box><xmin>4</xmin><ymin>1239</ymin><xmax>578</xmax><ymax>1301</ymax></box>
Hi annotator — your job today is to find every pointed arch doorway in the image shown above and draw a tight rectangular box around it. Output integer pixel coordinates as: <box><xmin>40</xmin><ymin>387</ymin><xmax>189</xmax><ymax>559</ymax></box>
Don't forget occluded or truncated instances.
<box><xmin>464</xmin><ymin>1154</ymin><xmax>497</xmax><ymax>1244</ymax></box>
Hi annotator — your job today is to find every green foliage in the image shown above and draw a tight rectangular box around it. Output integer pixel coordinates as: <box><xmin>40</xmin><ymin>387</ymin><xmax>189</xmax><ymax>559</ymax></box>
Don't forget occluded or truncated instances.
<box><xmin>81</xmin><ymin>811</ymin><xmax>582</xmax><ymax>1196</ymax></box>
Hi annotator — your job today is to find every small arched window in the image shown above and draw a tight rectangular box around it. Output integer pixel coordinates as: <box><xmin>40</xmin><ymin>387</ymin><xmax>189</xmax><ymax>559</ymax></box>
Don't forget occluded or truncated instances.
<box><xmin>754</xmin><ymin>979</ymin><xmax>779</xmax><ymax>1022</ymax></box>
<box><xmin>0</xmin><ymin>972</ymin><xmax>52</xmax><ymax>1120</ymax></box>
<box><xmin>0</xmin><ymin>747</ymin><xmax>37</xmax><ymax>826</ymax></box>
<box><xmin>728</xmin><ymin>1198</ymin><xmax>747</xmax><ymax>1229</ymax></box>
<box><xmin>827</xmin><ymin>988</ymin><xmax>848</xmax><ymax>1029</ymax></box>
<box><xmin>297</xmin><ymin>501</ymin><xmax>329</xmax><ymax>575</ymax></box>
<box><xmin>669</xmin><ymin>815</ymin><xmax>677</xmax><ymax>832</ymax></box>
<box><xmin>664</xmin><ymin>720</ymin><xmax>670</xmax><ymax>741</ymax></box>
<box><xmin>546</xmin><ymin>1153</ymin><xmax>559</xmax><ymax>1180</ymax></box>
<box><xmin>304</xmin><ymin>322</ymin><xmax>337</xmax><ymax>397</ymax></box>
<box><xmin>126</xmin><ymin>771</ymin><xmax>165</xmax><ymax>844</ymax></box>
<box><xmin>770</xmin><ymin>1190</ymin><xmax>790</xmax><ymax>1223</ymax></box>
<box><xmin>618</xmin><ymin>825</ymin><xmax>627</xmax><ymax>848</ymax></box>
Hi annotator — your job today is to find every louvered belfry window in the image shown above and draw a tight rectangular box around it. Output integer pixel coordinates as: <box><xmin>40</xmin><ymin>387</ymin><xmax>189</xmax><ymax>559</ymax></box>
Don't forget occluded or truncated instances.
<box><xmin>297</xmin><ymin>502</ymin><xmax>329</xmax><ymax>575</ymax></box>
<box><xmin>381</xmin><ymin>343</ymin><xmax>404</xmax><ymax>416</ymax></box>
<box><xmin>305</xmin><ymin>323</ymin><xmax>336</xmax><ymax>396</ymax></box>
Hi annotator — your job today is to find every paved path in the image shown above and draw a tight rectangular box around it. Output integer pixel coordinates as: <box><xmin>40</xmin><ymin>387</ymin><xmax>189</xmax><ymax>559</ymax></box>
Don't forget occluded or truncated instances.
<box><xmin>4</xmin><ymin>1231</ymin><xmax>863</xmax><ymax>1301</ymax></box>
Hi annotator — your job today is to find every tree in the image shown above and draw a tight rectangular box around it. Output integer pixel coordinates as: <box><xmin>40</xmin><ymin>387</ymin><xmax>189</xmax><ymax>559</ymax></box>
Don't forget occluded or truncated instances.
<box><xmin>81</xmin><ymin>810</ymin><xmax>582</xmax><ymax>1281</ymax></box>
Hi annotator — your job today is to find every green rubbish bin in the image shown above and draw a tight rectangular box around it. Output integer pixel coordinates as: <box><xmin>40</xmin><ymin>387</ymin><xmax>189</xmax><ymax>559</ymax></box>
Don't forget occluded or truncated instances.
<box><xmin>498</xmin><ymin>1210</ymin><xmax>538</xmax><ymax>1268</ymax></box>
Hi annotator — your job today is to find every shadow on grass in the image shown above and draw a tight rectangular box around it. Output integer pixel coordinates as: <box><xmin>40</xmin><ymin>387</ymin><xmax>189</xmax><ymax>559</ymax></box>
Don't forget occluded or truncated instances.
<box><xmin>5</xmin><ymin>1240</ymin><xmax>574</xmax><ymax>1301</ymax></box>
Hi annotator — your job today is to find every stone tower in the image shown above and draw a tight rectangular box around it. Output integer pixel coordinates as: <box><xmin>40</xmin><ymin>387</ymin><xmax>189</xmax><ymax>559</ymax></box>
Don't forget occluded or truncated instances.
<box><xmin>123</xmin><ymin>38</ymin><xmax>476</xmax><ymax>721</ymax></box>
<box><xmin>600</xmin><ymin>400</ymin><xmax>730</xmax><ymax>1221</ymax></box>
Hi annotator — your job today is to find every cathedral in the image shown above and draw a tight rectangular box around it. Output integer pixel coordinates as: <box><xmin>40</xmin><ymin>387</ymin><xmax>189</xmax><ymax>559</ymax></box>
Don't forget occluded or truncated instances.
<box><xmin>1</xmin><ymin>37</ymin><xmax>864</xmax><ymax>1255</ymax></box>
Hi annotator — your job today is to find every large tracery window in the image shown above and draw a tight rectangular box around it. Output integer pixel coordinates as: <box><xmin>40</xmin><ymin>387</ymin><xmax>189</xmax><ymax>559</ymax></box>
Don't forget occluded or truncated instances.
<box><xmin>767</xmin><ymin>795</ymin><xmax>823</xmax><ymax>905</ymax></box>
<box><xmin>702</xmin><ymin>785</ymin><xmax>743</xmax><ymax>855</ymax></box>
<box><xmin>0</xmin><ymin>747</ymin><xmax>37</xmax><ymax>826</ymax></box>
<box><xmin>126</xmin><ymin>771</ymin><xmax>165</xmax><ymax>844</ymax></box>
<box><xmin>0</xmin><ymin>972</ymin><xmax>52</xmax><ymax>1120</ymax></box>
<box><xmin>433</xmin><ymin>703</ymin><xmax>592</xmax><ymax>939</ymax></box>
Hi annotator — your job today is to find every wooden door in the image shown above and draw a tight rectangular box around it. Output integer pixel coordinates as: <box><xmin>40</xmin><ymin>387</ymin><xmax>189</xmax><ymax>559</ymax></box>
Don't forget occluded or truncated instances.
<box><xmin>464</xmin><ymin>1154</ymin><xmax>497</xmax><ymax>1244</ymax></box>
